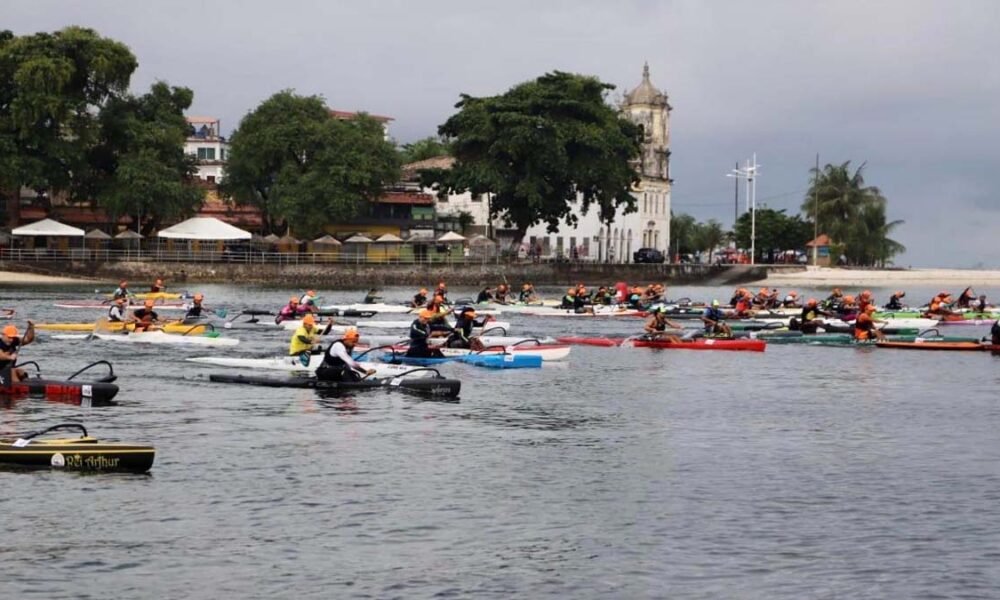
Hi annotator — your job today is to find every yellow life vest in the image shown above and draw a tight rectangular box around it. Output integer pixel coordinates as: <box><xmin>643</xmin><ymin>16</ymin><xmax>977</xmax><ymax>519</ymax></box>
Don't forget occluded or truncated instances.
<box><xmin>289</xmin><ymin>326</ymin><xmax>317</xmax><ymax>355</ymax></box>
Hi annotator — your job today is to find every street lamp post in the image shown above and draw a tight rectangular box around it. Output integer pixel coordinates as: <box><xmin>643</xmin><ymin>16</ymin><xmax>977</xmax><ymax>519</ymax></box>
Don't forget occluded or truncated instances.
<box><xmin>727</xmin><ymin>154</ymin><xmax>760</xmax><ymax>265</ymax></box>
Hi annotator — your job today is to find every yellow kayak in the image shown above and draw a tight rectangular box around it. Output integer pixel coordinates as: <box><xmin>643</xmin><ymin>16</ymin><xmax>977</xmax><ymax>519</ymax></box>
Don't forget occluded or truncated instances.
<box><xmin>102</xmin><ymin>292</ymin><xmax>184</xmax><ymax>301</ymax></box>
<box><xmin>36</xmin><ymin>322</ymin><xmax>207</xmax><ymax>334</ymax></box>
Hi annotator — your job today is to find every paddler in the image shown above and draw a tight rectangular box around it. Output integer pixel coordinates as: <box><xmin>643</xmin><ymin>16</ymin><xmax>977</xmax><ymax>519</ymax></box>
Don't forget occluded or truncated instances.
<box><xmin>185</xmin><ymin>293</ymin><xmax>205</xmax><ymax>319</ymax></box>
<box><xmin>315</xmin><ymin>328</ymin><xmax>375</xmax><ymax>381</ymax></box>
<box><xmin>445</xmin><ymin>306</ymin><xmax>480</xmax><ymax>349</ymax></box>
<box><xmin>592</xmin><ymin>286</ymin><xmax>611</xmax><ymax>306</ymax></box>
<box><xmin>495</xmin><ymin>283</ymin><xmax>510</xmax><ymax>304</ymax></box>
<box><xmin>644</xmin><ymin>306</ymin><xmax>683</xmax><ymax>342</ymax></box>
<box><xmin>796</xmin><ymin>298</ymin><xmax>832</xmax><ymax>334</ymax></box>
<box><xmin>411</xmin><ymin>288</ymin><xmax>429</xmax><ymax>308</ymax></box>
<box><xmin>837</xmin><ymin>295</ymin><xmax>858</xmax><ymax>320</ymax></box>
<box><xmin>0</xmin><ymin>322</ymin><xmax>35</xmax><ymax>383</ymax></box>
<box><xmin>626</xmin><ymin>286</ymin><xmax>644</xmax><ymax>309</ymax></box>
<box><xmin>276</xmin><ymin>296</ymin><xmax>303</xmax><ymax>324</ymax></box>
<box><xmin>298</xmin><ymin>290</ymin><xmax>319</xmax><ymax>313</ymax></box>
<box><xmin>107</xmin><ymin>297</ymin><xmax>127</xmax><ymax>323</ymax></box>
<box><xmin>131</xmin><ymin>299</ymin><xmax>161</xmax><ymax>332</ymax></box>
<box><xmin>857</xmin><ymin>290</ymin><xmax>875</xmax><ymax>314</ymax></box>
<box><xmin>150</xmin><ymin>278</ymin><xmax>165</xmax><ymax>293</ymax></box>
<box><xmin>363</xmin><ymin>288</ymin><xmax>382</xmax><ymax>304</ymax></box>
<box><xmin>824</xmin><ymin>288</ymin><xmax>844</xmax><ymax>311</ymax></box>
<box><xmin>701</xmin><ymin>300</ymin><xmax>733</xmax><ymax>337</ymax></box>
<box><xmin>425</xmin><ymin>293</ymin><xmax>454</xmax><ymax>334</ymax></box>
<box><xmin>972</xmin><ymin>294</ymin><xmax>989</xmax><ymax>313</ymax></box>
<box><xmin>991</xmin><ymin>320</ymin><xmax>1000</xmax><ymax>345</ymax></box>
<box><xmin>732</xmin><ymin>291</ymin><xmax>754</xmax><ymax>319</ymax></box>
<box><xmin>885</xmin><ymin>291</ymin><xmax>906</xmax><ymax>311</ymax></box>
<box><xmin>559</xmin><ymin>288</ymin><xmax>577</xmax><ymax>310</ymax></box>
<box><xmin>782</xmin><ymin>291</ymin><xmax>800</xmax><ymax>308</ymax></box>
<box><xmin>288</xmin><ymin>314</ymin><xmax>324</xmax><ymax>363</ymax></box>
<box><xmin>435</xmin><ymin>281</ymin><xmax>449</xmax><ymax>302</ymax></box>
<box><xmin>406</xmin><ymin>309</ymin><xmax>445</xmax><ymax>358</ymax></box>
<box><xmin>853</xmin><ymin>305</ymin><xmax>886</xmax><ymax>341</ymax></box>
<box><xmin>729</xmin><ymin>288</ymin><xmax>748</xmax><ymax>307</ymax></box>
<box><xmin>476</xmin><ymin>285</ymin><xmax>495</xmax><ymax>304</ymax></box>
<box><xmin>924</xmin><ymin>292</ymin><xmax>955</xmax><ymax>318</ymax></box>
<box><xmin>112</xmin><ymin>280</ymin><xmax>131</xmax><ymax>302</ymax></box>
<box><xmin>519</xmin><ymin>283</ymin><xmax>537</xmax><ymax>304</ymax></box>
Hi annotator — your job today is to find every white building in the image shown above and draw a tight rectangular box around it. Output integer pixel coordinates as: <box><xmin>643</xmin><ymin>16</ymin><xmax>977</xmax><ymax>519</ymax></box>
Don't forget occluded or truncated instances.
<box><xmin>329</xmin><ymin>109</ymin><xmax>394</xmax><ymax>140</ymax></box>
<box><xmin>184</xmin><ymin>117</ymin><xmax>229</xmax><ymax>183</ymax></box>
<box><xmin>522</xmin><ymin>63</ymin><xmax>672</xmax><ymax>262</ymax></box>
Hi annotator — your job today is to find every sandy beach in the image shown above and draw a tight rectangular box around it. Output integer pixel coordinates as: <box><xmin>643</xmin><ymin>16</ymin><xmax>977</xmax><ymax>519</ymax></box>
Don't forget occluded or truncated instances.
<box><xmin>0</xmin><ymin>270</ymin><xmax>94</xmax><ymax>284</ymax></box>
<box><xmin>764</xmin><ymin>267</ymin><xmax>1000</xmax><ymax>287</ymax></box>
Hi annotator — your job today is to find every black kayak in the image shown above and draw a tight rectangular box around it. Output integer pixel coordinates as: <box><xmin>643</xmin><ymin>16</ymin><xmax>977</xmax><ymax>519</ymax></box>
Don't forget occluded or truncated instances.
<box><xmin>314</xmin><ymin>309</ymin><xmax>377</xmax><ymax>318</ymax></box>
<box><xmin>208</xmin><ymin>372</ymin><xmax>461</xmax><ymax>399</ymax></box>
<box><xmin>1</xmin><ymin>361</ymin><xmax>119</xmax><ymax>405</ymax></box>
<box><xmin>0</xmin><ymin>424</ymin><xmax>154</xmax><ymax>473</ymax></box>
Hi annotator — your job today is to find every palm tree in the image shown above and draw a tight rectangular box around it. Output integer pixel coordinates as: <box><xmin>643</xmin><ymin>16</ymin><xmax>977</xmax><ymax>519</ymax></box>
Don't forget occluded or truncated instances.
<box><xmin>699</xmin><ymin>219</ymin><xmax>727</xmax><ymax>263</ymax></box>
<box><xmin>803</xmin><ymin>161</ymin><xmax>900</xmax><ymax>266</ymax></box>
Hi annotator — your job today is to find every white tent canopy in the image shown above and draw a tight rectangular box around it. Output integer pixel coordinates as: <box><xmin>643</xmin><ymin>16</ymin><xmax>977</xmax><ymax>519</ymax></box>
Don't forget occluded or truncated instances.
<box><xmin>115</xmin><ymin>230</ymin><xmax>144</xmax><ymax>239</ymax></box>
<box><xmin>374</xmin><ymin>233</ymin><xmax>404</xmax><ymax>243</ymax></box>
<box><xmin>437</xmin><ymin>231</ymin><xmax>466</xmax><ymax>242</ymax></box>
<box><xmin>84</xmin><ymin>228</ymin><xmax>112</xmax><ymax>240</ymax></box>
<box><xmin>262</xmin><ymin>233</ymin><xmax>280</xmax><ymax>243</ymax></box>
<box><xmin>158</xmin><ymin>217</ymin><xmax>251</xmax><ymax>240</ymax></box>
<box><xmin>312</xmin><ymin>235</ymin><xmax>341</xmax><ymax>246</ymax></box>
<box><xmin>11</xmin><ymin>218</ymin><xmax>84</xmax><ymax>237</ymax></box>
<box><xmin>343</xmin><ymin>234</ymin><xmax>374</xmax><ymax>244</ymax></box>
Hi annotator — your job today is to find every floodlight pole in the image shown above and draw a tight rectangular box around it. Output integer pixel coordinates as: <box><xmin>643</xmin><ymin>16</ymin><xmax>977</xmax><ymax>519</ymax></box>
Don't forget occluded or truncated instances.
<box><xmin>727</xmin><ymin>155</ymin><xmax>760</xmax><ymax>265</ymax></box>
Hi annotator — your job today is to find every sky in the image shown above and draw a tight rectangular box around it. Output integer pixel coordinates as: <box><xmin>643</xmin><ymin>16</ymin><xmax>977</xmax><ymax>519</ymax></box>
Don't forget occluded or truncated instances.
<box><xmin>6</xmin><ymin>0</ymin><xmax>1000</xmax><ymax>267</ymax></box>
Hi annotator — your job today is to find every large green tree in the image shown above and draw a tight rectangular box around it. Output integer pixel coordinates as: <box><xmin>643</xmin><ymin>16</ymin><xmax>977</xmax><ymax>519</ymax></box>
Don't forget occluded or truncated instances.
<box><xmin>223</xmin><ymin>91</ymin><xmax>400</xmax><ymax>237</ymax></box>
<box><xmin>91</xmin><ymin>82</ymin><xmax>203</xmax><ymax>234</ymax></box>
<box><xmin>691</xmin><ymin>219</ymin><xmax>727</xmax><ymax>263</ymax></box>
<box><xmin>0</xmin><ymin>27</ymin><xmax>137</xmax><ymax>201</ymax></box>
<box><xmin>734</xmin><ymin>208</ymin><xmax>813</xmax><ymax>262</ymax></box>
<box><xmin>425</xmin><ymin>71</ymin><xmax>642</xmax><ymax>244</ymax></box>
<box><xmin>802</xmin><ymin>161</ymin><xmax>904</xmax><ymax>265</ymax></box>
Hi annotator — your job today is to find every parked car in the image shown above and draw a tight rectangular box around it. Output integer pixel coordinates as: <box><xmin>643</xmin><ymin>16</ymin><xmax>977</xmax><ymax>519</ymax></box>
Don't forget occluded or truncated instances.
<box><xmin>633</xmin><ymin>247</ymin><xmax>665</xmax><ymax>264</ymax></box>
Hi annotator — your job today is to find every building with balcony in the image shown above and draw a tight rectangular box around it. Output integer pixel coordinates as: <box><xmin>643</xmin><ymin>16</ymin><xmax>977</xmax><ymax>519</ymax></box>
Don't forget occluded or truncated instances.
<box><xmin>329</xmin><ymin>109</ymin><xmax>394</xmax><ymax>140</ymax></box>
<box><xmin>184</xmin><ymin>117</ymin><xmax>229</xmax><ymax>183</ymax></box>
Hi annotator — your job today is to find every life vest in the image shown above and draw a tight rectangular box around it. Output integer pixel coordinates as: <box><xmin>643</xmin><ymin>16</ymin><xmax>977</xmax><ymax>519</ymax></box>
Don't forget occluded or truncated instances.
<box><xmin>107</xmin><ymin>305</ymin><xmax>124</xmax><ymax>322</ymax></box>
<box><xmin>322</xmin><ymin>339</ymin><xmax>350</xmax><ymax>369</ymax></box>
<box><xmin>288</xmin><ymin>326</ymin><xmax>316</xmax><ymax>355</ymax></box>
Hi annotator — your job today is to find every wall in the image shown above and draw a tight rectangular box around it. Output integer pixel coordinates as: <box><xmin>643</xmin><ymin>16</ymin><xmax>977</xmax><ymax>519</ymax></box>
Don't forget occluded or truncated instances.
<box><xmin>1</xmin><ymin>260</ymin><xmax>796</xmax><ymax>288</ymax></box>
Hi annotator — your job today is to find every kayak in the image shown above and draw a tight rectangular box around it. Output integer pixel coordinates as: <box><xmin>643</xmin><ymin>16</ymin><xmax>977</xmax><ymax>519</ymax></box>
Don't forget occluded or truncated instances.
<box><xmin>875</xmin><ymin>340</ymin><xmax>987</xmax><ymax>351</ymax></box>
<box><xmin>185</xmin><ymin>355</ymin><xmax>436</xmax><ymax>377</ymax></box>
<box><xmin>390</xmin><ymin>342</ymin><xmax>570</xmax><ymax>362</ymax></box>
<box><xmin>319</xmin><ymin>303</ymin><xmax>502</xmax><ymax>316</ymax></box>
<box><xmin>104</xmin><ymin>291</ymin><xmax>185</xmax><ymax>300</ymax></box>
<box><xmin>520</xmin><ymin>307</ymin><xmax>646</xmax><ymax>318</ymax></box>
<box><xmin>556</xmin><ymin>336</ymin><xmax>626</xmax><ymax>347</ymax></box>
<box><xmin>627</xmin><ymin>338</ymin><xmax>767</xmax><ymax>352</ymax></box>
<box><xmin>280</xmin><ymin>319</ymin><xmax>511</xmax><ymax>332</ymax></box>
<box><xmin>36</xmin><ymin>321</ymin><xmax>208</xmax><ymax>334</ymax></box>
<box><xmin>1</xmin><ymin>360</ymin><xmax>119</xmax><ymax>404</ymax></box>
<box><xmin>0</xmin><ymin>424</ymin><xmax>154</xmax><ymax>472</ymax></box>
<box><xmin>359</xmin><ymin>334</ymin><xmax>553</xmax><ymax>348</ymax></box>
<box><xmin>380</xmin><ymin>352</ymin><xmax>543</xmax><ymax>369</ymax></box>
<box><xmin>51</xmin><ymin>331</ymin><xmax>239</xmax><ymax>347</ymax></box>
<box><xmin>208</xmin><ymin>372</ymin><xmax>461</xmax><ymax>399</ymax></box>
<box><xmin>55</xmin><ymin>301</ymin><xmax>188</xmax><ymax>311</ymax></box>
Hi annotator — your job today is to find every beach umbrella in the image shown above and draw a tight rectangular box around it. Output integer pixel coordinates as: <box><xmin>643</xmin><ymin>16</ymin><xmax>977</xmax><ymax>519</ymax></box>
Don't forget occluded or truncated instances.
<box><xmin>84</xmin><ymin>229</ymin><xmax>112</xmax><ymax>240</ymax></box>
<box><xmin>114</xmin><ymin>230</ymin><xmax>143</xmax><ymax>239</ymax></box>
<box><xmin>437</xmin><ymin>231</ymin><xmax>466</xmax><ymax>242</ymax></box>
<box><xmin>262</xmin><ymin>233</ymin><xmax>280</xmax><ymax>244</ymax></box>
<box><xmin>374</xmin><ymin>233</ymin><xmax>404</xmax><ymax>261</ymax></box>
<box><xmin>312</xmin><ymin>234</ymin><xmax>342</xmax><ymax>246</ymax></box>
<box><xmin>343</xmin><ymin>234</ymin><xmax>374</xmax><ymax>244</ymax></box>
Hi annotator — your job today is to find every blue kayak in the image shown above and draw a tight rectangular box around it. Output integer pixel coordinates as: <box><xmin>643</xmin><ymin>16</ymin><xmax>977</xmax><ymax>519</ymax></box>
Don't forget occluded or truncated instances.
<box><xmin>379</xmin><ymin>352</ymin><xmax>542</xmax><ymax>369</ymax></box>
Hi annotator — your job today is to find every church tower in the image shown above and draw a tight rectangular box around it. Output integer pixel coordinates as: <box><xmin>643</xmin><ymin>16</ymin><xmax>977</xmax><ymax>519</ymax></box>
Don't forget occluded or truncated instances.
<box><xmin>622</xmin><ymin>63</ymin><xmax>672</xmax><ymax>255</ymax></box>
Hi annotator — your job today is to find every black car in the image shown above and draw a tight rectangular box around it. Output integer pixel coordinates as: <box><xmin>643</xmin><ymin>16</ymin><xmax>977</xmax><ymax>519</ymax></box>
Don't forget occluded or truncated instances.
<box><xmin>633</xmin><ymin>247</ymin><xmax>665</xmax><ymax>264</ymax></box>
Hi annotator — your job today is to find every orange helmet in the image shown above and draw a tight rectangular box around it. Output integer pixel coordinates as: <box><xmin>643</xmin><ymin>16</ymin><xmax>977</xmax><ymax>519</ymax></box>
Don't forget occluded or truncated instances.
<box><xmin>861</xmin><ymin>290</ymin><xmax>872</xmax><ymax>298</ymax></box>
<box><xmin>289</xmin><ymin>296</ymin><xmax>299</xmax><ymax>304</ymax></box>
<box><xmin>193</xmin><ymin>293</ymin><xmax>204</xmax><ymax>302</ymax></box>
<box><xmin>865</xmin><ymin>304</ymin><xmax>877</xmax><ymax>313</ymax></box>
<box><xmin>788</xmin><ymin>291</ymin><xmax>798</xmax><ymax>297</ymax></box>
<box><xmin>843</xmin><ymin>295</ymin><xmax>855</xmax><ymax>304</ymax></box>
<box><xmin>343</xmin><ymin>328</ymin><xmax>359</xmax><ymax>341</ymax></box>
<box><xmin>119</xmin><ymin>280</ymin><xmax>127</xmax><ymax>286</ymax></box>
<box><xmin>3</xmin><ymin>325</ymin><xmax>17</xmax><ymax>337</ymax></box>
<box><xmin>807</xmin><ymin>298</ymin><xmax>818</xmax><ymax>306</ymax></box>
<box><xmin>302</xmin><ymin>314</ymin><xmax>316</xmax><ymax>325</ymax></box>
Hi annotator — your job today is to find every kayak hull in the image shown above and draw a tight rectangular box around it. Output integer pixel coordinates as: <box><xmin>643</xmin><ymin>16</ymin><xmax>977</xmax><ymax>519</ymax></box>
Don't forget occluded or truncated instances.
<box><xmin>629</xmin><ymin>339</ymin><xmax>767</xmax><ymax>352</ymax></box>
<box><xmin>1</xmin><ymin>379</ymin><xmax>119</xmax><ymax>404</ymax></box>
<box><xmin>51</xmin><ymin>331</ymin><xmax>239</xmax><ymax>346</ymax></box>
<box><xmin>37</xmin><ymin>322</ymin><xmax>207</xmax><ymax>334</ymax></box>
<box><xmin>380</xmin><ymin>353</ymin><xmax>543</xmax><ymax>369</ymax></box>
<box><xmin>876</xmin><ymin>341</ymin><xmax>987</xmax><ymax>351</ymax></box>
<box><xmin>0</xmin><ymin>440</ymin><xmax>154</xmax><ymax>472</ymax></box>
<box><xmin>208</xmin><ymin>372</ymin><xmax>461</xmax><ymax>398</ymax></box>
<box><xmin>186</xmin><ymin>356</ymin><xmax>434</xmax><ymax>377</ymax></box>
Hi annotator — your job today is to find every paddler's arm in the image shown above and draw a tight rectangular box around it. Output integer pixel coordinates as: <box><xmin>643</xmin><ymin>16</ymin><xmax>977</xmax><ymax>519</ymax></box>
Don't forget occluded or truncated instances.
<box><xmin>22</xmin><ymin>320</ymin><xmax>35</xmax><ymax>345</ymax></box>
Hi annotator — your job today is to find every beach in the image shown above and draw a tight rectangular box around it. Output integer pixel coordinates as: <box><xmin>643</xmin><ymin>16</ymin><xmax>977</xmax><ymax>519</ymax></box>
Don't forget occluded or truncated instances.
<box><xmin>763</xmin><ymin>266</ymin><xmax>1000</xmax><ymax>287</ymax></box>
<box><xmin>0</xmin><ymin>270</ymin><xmax>94</xmax><ymax>284</ymax></box>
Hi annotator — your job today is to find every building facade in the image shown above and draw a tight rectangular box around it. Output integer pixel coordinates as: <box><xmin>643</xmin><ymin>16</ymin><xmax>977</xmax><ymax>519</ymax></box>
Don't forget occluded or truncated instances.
<box><xmin>184</xmin><ymin>117</ymin><xmax>229</xmax><ymax>183</ymax></box>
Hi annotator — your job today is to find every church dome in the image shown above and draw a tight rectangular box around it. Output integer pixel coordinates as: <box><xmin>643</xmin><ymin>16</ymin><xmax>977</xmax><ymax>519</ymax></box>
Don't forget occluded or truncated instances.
<box><xmin>624</xmin><ymin>63</ymin><xmax>668</xmax><ymax>106</ymax></box>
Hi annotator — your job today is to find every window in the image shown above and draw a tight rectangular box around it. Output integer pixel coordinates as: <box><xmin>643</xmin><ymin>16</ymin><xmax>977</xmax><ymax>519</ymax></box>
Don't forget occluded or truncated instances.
<box><xmin>197</xmin><ymin>147</ymin><xmax>216</xmax><ymax>161</ymax></box>
<box><xmin>206</xmin><ymin>175</ymin><xmax>216</xmax><ymax>183</ymax></box>
<box><xmin>471</xmin><ymin>194</ymin><xmax>482</xmax><ymax>203</ymax></box>
<box><xmin>220</xmin><ymin>148</ymin><xmax>226</xmax><ymax>161</ymax></box>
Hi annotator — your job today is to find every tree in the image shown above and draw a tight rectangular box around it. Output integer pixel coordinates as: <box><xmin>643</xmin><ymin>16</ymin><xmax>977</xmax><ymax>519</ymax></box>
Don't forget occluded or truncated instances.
<box><xmin>734</xmin><ymin>208</ymin><xmax>813</xmax><ymax>263</ymax></box>
<box><xmin>425</xmin><ymin>71</ymin><xmax>642</xmax><ymax>246</ymax></box>
<box><xmin>694</xmin><ymin>219</ymin><xmax>727</xmax><ymax>263</ymax></box>
<box><xmin>669</xmin><ymin>212</ymin><xmax>698</xmax><ymax>258</ymax></box>
<box><xmin>398</xmin><ymin>136</ymin><xmax>450</xmax><ymax>164</ymax></box>
<box><xmin>0</xmin><ymin>27</ymin><xmax>137</xmax><ymax>200</ymax></box>
<box><xmin>802</xmin><ymin>160</ymin><xmax>903</xmax><ymax>265</ymax></box>
<box><xmin>223</xmin><ymin>91</ymin><xmax>400</xmax><ymax>237</ymax></box>
<box><xmin>90</xmin><ymin>82</ymin><xmax>203</xmax><ymax>234</ymax></box>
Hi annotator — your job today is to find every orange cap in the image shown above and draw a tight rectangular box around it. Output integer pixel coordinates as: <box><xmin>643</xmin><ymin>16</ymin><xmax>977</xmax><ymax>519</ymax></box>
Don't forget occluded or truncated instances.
<box><xmin>789</xmin><ymin>291</ymin><xmax>798</xmax><ymax>297</ymax></box>
<box><xmin>343</xmin><ymin>328</ymin><xmax>359</xmax><ymax>341</ymax></box>
<box><xmin>862</xmin><ymin>290</ymin><xmax>872</xmax><ymax>297</ymax></box>
<box><xmin>302</xmin><ymin>314</ymin><xmax>316</xmax><ymax>325</ymax></box>
<box><xmin>865</xmin><ymin>304</ymin><xmax>876</xmax><ymax>313</ymax></box>
<box><xmin>3</xmin><ymin>325</ymin><xmax>17</xmax><ymax>337</ymax></box>
<box><xmin>807</xmin><ymin>298</ymin><xmax>818</xmax><ymax>306</ymax></box>
<box><xmin>843</xmin><ymin>295</ymin><xmax>855</xmax><ymax>303</ymax></box>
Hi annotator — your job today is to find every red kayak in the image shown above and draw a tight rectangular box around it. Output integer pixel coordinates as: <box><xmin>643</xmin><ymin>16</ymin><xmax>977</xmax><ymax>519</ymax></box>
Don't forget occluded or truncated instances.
<box><xmin>555</xmin><ymin>337</ymin><xmax>625</xmax><ymax>347</ymax></box>
<box><xmin>629</xmin><ymin>338</ymin><xmax>766</xmax><ymax>352</ymax></box>
<box><xmin>876</xmin><ymin>341</ymin><xmax>985</xmax><ymax>351</ymax></box>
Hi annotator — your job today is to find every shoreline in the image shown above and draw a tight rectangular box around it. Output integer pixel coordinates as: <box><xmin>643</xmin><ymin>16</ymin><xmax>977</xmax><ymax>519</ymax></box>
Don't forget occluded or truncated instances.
<box><xmin>763</xmin><ymin>267</ymin><xmax>1000</xmax><ymax>287</ymax></box>
<box><xmin>0</xmin><ymin>270</ymin><xmax>96</xmax><ymax>284</ymax></box>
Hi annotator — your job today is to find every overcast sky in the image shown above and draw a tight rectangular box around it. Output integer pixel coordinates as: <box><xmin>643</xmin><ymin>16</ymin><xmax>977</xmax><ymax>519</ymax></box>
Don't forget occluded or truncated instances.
<box><xmin>7</xmin><ymin>0</ymin><xmax>1000</xmax><ymax>267</ymax></box>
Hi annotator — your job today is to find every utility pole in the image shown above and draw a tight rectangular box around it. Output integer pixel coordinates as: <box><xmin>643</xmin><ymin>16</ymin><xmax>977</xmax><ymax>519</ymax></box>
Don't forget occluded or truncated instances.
<box><xmin>727</xmin><ymin>155</ymin><xmax>761</xmax><ymax>265</ymax></box>
<box><xmin>734</xmin><ymin>160</ymin><xmax>739</xmax><ymax>224</ymax></box>
<box><xmin>812</xmin><ymin>154</ymin><xmax>820</xmax><ymax>266</ymax></box>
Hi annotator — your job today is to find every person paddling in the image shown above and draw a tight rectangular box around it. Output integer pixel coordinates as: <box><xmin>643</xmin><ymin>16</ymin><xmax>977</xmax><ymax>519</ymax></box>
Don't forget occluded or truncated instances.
<box><xmin>185</xmin><ymin>293</ymin><xmax>205</xmax><ymax>320</ymax></box>
<box><xmin>363</xmin><ymin>288</ymin><xmax>382</xmax><ymax>304</ymax></box>
<box><xmin>276</xmin><ymin>297</ymin><xmax>303</xmax><ymax>324</ymax></box>
<box><xmin>0</xmin><ymin>322</ymin><xmax>35</xmax><ymax>383</ymax></box>
<box><xmin>107</xmin><ymin>297</ymin><xmax>127</xmax><ymax>323</ymax></box>
<box><xmin>112</xmin><ymin>280</ymin><xmax>131</xmax><ymax>303</ymax></box>
<box><xmin>519</xmin><ymin>283</ymin><xmax>537</xmax><ymax>304</ymax></box>
<box><xmin>445</xmin><ymin>306</ymin><xmax>480</xmax><ymax>349</ymax></box>
<box><xmin>132</xmin><ymin>299</ymin><xmax>161</xmax><ymax>332</ymax></box>
<box><xmin>411</xmin><ymin>288</ymin><xmax>429</xmax><ymax>308</ymax></box>
<box><xmin>701</xmin><ymin>300</ymin><xmax>733</xmax><ymax>337</ymax></box>
<box><xmin>406</xmin><ymin>310</ymin><xmax>445</xmax><ymax>358</ymax></box>
<box><xmin>957</xmin><ymin>287</ymin><xmax>976</xmax><ymax>309</ymax></box>
<box><xmin>476</xmin><ymin>286</ymin><xmax>495</xmax><ymax>304</ymax></box>
<box><xmin>644</xmin><ymin>307</ymin><xmax>684</xmax><ymax>342</ymax></box>
<box><xmin>853</xmin><ymin>305</ymin><xmax>886</xmax><ymax>341</ymax></box>
<box><xmin>885</xmin><ymin>291</ymin><xmax>906</xmax><ymax>311</ymax></box>
<box><xmin>796</xmin><ymin>298</ymin><xmax>833</xmax><ymax>334</ymax></box>
<box><xmin>288</xmin><ymin>314</ymin><xmax>323</xmax><ymax>362</ymax></box>
<box><xmin>150</xmin><ymin>278</ymin><xmax>165</xmax><ymax>293</ymax></box>
<box><xmin>315</xmin><ymin>328</ymin><xmax>375</xmax><ymax>382</ymax></box>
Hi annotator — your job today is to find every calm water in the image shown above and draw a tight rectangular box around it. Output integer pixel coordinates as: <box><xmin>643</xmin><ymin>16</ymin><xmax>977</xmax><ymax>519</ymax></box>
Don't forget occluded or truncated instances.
<box><xmin>1</xmin><ymin>282</ymin><xmax>999</xmax><ymax>599</ymax></box>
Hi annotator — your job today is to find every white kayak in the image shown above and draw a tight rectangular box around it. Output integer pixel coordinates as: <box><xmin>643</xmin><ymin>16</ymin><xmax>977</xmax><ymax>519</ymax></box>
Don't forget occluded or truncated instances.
<box><xmin>358</xmin><ymin>334</ymin><xmax>552</xmax><ymax>347</ymax></box>
<box><xmin>519</xmin><ymin>306</ymin><xmax>645</xmax><ymax>318</ymax></box>
<box><xmin>280</xmin><ymin>319</ymin><xmax>511</xmax><ymax>332</ymax></box>
<box><xmin>185</xmin><ymin>355</ymin><xmax>432</xmax><ymax>377</ymax></box>
<box><xmin>320</xmin><ymin>303</ymin><xmax>501</xmax><ymax>316</ymax></box>
<box><xmin>438</xmin><ymin>343</ymin><xmax>571</xmax><ymax>361</ymax></box>
<box><xmin>51</xmin><ymin>331</ymin><xmax>240</xmax><ymax>346</ymax></box>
